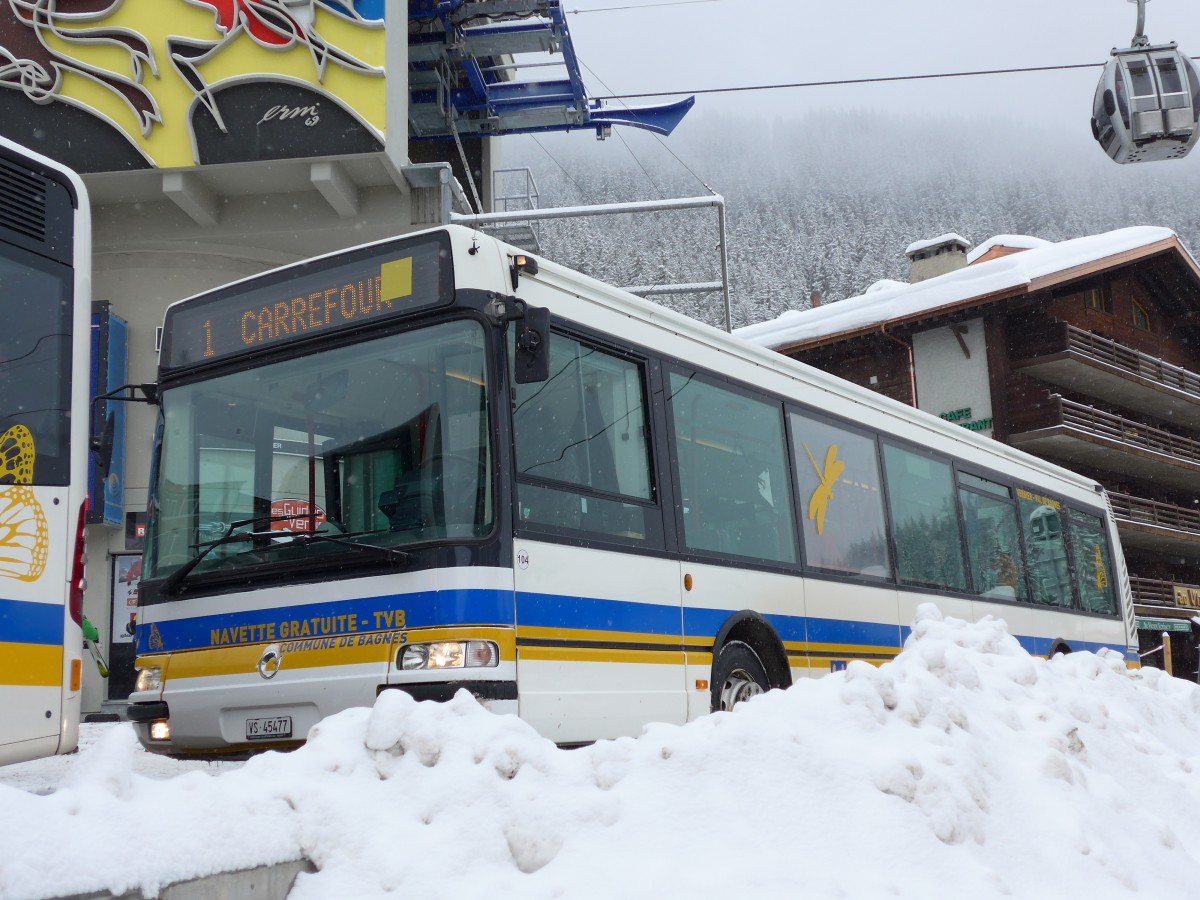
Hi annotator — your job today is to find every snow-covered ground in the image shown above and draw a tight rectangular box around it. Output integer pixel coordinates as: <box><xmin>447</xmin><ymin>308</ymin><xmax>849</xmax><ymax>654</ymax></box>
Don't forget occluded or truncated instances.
<box><xmin>3</xmin><ymin>605</ymin><xmax>1199</xmax><ymax>900</ymax></box>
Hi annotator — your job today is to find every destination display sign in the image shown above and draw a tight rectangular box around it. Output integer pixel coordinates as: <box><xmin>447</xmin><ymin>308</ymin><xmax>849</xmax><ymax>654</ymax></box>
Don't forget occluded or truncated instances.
<box><xmin>161</xmin><ymin>233</ymin><xmax>453</xmax><ymax>371</ymax></box>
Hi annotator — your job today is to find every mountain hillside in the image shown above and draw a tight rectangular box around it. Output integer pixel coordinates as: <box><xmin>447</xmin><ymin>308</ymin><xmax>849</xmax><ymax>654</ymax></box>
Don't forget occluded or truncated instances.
<box><xmin>501</xmin><ymin>112</ymin><xmax>1200</xmax><ymax>329</ymax></box>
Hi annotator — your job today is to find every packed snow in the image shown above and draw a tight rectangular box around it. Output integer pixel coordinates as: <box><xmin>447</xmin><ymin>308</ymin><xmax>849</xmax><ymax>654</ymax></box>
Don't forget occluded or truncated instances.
<box><xmin>3</xmin><ymin>605</ymin><xmax>1199</xmax><ymax>900</ymax></box>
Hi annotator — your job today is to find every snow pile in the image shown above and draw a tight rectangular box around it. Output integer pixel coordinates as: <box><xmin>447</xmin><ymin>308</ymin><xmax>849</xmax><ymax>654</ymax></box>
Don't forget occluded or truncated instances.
<box><xmin>3</xmin><ymin>606</ymin><xmax>1200</xmax><ymax>900</ymax></box>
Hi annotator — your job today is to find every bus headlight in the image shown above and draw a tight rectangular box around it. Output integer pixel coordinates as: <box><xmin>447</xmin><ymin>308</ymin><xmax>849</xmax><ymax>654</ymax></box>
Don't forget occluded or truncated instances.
<box><xmin>399</xmin><ymin>641</ymin><xmax>498</xmax><ymax>671</ymax></box>
<box><xmin>135</xmin><ymin>666</ymin><xmax>162</xmax><ymax>693</ymax></box>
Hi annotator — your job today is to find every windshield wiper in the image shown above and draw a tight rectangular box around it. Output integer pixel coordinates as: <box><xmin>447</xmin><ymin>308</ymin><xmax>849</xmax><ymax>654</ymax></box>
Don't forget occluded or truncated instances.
<box><xmin>269</xmin><ymin>530</ymin><xmax>411</xmax><ymax>566</ymax></box>
<box><xmin>160</xmin><ymin>516</ymin><xmax>264</xmax><ymax>595</ymax></box>
<box><xmin>160</xmin><ymin>518</ymin><xmax>409</xmax><ymax>595</ymax></box>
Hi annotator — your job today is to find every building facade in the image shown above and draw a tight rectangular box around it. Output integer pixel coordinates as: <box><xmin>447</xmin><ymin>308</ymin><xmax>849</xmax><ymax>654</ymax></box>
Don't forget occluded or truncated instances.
<box><xmin>0</xmin><ymin>0</ymin><xmax>690</xmax><ymax>714</ymax></box>
<box><xmin>739</xmin><ymin>229</ymin><xmax>1200</xmax><ymax>679</ymax></box>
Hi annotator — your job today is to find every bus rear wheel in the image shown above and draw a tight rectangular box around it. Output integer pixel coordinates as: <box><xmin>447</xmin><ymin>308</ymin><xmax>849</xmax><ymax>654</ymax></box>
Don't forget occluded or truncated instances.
<box><xmin>711</xmin><ymin>641</ymin><xmax>769</xmax><ymax>713</ymax></box>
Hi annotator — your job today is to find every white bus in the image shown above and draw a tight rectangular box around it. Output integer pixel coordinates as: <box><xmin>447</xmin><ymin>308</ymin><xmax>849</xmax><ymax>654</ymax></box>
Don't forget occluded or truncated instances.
<box><xmin>128</xmin><ymin>225</ymin><xmax>1136</xmax><ymax>755</ymax></box>
<box><xmin>0</xmin><ymin>137</ymin><xmax>92</xmax><ymax>766</ymax></box>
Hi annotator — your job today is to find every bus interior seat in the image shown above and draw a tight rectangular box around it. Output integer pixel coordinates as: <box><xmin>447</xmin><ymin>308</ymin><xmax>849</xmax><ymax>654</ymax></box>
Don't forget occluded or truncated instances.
<box><xmin>378</xmin><ymin>467</ymin><xmax>429</xmax><ymax>531</ymax></box>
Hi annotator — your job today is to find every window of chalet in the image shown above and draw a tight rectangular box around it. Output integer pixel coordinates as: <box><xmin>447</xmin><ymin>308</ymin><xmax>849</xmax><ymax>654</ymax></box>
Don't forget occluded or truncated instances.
<box><xmin>1132</xmin><ymin>300</ymin><xmax>1152</xmax><ymax>332</ymax></box>
<box><xmin>1084</xmin><ymin>285</ymin><xmax>1113</xmax><ymax>315</ymax></box>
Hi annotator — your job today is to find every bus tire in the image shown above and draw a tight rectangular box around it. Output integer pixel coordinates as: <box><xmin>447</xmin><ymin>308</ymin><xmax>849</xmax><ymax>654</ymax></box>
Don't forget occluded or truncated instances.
<box><xmin>711</xmin><ymin>640</ymin><xmax>769</xmax><ymax>713</ymax></box>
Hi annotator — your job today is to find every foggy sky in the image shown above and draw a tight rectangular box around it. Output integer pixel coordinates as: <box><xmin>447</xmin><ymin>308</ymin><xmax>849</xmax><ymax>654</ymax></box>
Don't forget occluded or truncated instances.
<box><xmin>553</xmin><ymin>0</ymin><xmax>1200</xmax><ymax>161</ymax></box>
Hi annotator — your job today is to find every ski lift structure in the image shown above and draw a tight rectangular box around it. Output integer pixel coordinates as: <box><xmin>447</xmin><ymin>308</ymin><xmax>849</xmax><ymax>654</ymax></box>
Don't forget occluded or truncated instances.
<box><xmin>1091</xmin><ymin>0</ymin><xmax>1200</xmax><ymax>163</ymax></box>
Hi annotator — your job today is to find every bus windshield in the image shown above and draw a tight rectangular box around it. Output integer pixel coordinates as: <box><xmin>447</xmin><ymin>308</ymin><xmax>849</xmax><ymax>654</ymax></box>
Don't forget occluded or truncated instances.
<box><xmin>0</xmin><ymin>244</ymin><xmax>73</xmax><ymax>486</ymax></box>
<box><xmin>144</xmin><ymin>318</ymin><xmax>493</xmax><ymax>586</ymax></box>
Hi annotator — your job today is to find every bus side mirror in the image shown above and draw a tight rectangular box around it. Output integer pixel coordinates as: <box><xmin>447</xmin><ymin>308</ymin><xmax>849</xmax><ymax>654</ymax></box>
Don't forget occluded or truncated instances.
<box><xmin>514</xmin><ymin>306</ymin><xmax>550</xmax><ymax>384</ymax></box>
<box><xmin>487</xmin><ymin>296</ymin><xmax>551</xmax><ymax>384</ymax></box>
<box><xmin>89</xmin><ymin>382</ymin><xmax>158</xmax><ymax>477</ymax></box>
<box><xmin>91</xmin><ymin>411</ymin><xmax>115</xmax><ymax>478</ymax></box>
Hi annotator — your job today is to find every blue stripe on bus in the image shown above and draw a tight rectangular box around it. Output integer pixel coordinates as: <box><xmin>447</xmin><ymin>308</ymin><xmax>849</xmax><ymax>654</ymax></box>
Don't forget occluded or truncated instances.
<box><xmin>897</xmin><ymin>623</ymin><xmax>1133</xmax><ymax>662</ymax></box>
<box><xmin>516</xmin><ymin>592</ymin><xmax>683</xmax><ymax>635</ymax></box>
<box><xmin>805</xmin><ymin>616</ymin><xmax>902</xmax><ymax>649</ymax></box>
<box><xmin>0</xmin><ymin>598</ymin><xmax>64</xmax><ymax>646</ymax></box>
<box><xmin>138</xmin><ymin>588</ymin><xmax>515</xmax><ymax>654</ymax></box>
<box><xmin>681</xmin><ymin>607</ymin><xmax>904</xmax><ymax>650</ymax></box>
<box><xmin>140</xmin><ymin>588</ymin><xmax>1132</xmax><ymax>662</ymax></box>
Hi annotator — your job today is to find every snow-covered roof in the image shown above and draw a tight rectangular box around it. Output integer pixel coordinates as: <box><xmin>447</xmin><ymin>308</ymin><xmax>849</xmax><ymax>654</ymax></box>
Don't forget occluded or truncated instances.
<box><xmin>737</xmin><ymin>227</ymin><xmax>1183</xmax><ymax>352</ymax></box>
<box><xmin>904</xmin><ymin>232</ymin><xmax>971</xmax><ymax>257</ymax></box>
<box><xmin>967</xmin><ymin>234</ymin><xmax>1053</xmax><ymax>264</ymax></box>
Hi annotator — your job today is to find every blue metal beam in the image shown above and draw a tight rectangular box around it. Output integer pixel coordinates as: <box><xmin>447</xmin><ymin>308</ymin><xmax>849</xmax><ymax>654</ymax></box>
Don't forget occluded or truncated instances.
<box><xmin>406</xmin><ymin>0</ymin><xmax>693</xmax><ymax>141</ymax></box>
<box><xmin>589</xmin><ymin>97</ymin><xmax>697</xmax><ymax>137</ymax></box>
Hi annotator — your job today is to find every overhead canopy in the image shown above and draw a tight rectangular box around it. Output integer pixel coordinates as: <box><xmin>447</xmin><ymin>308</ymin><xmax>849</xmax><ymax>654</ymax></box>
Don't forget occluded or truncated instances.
<box><xmin>407</xmin><ymin>0</ymin><xmax>694</xmax><ymax>140</ymax></box>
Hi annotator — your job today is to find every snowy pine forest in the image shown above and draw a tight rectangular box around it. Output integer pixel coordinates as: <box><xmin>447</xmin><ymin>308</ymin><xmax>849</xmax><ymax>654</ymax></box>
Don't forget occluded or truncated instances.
<box><xmin>502</xmin><ymin>112</ymin><xmax>1200</xmax><ymax>330</ymax></box>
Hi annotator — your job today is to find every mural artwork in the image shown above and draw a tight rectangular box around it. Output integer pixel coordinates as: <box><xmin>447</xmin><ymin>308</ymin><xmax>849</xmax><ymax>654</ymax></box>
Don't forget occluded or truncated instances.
<box><xmin>0</xmin><ymin>0</ymin><xmax>386</xmax><ymax>171</ymax></box>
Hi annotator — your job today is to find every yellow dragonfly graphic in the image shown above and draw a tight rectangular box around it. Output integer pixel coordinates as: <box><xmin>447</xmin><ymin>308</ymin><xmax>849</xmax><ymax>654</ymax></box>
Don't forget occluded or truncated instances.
<box><xmin>1093</xmin><ymin>545</ymin><xmax>1109</xmax><ymax>590</ymax></box>
<box><xmin>803</xmin><ymin>443</ymin><xmax>844</xmax><ymax>535</ymax></box>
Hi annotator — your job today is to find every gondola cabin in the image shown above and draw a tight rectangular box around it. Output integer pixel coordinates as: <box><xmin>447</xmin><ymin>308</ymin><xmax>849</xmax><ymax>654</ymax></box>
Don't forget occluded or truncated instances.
<box><xmin>1092</xmin><ymin>45</ymin><xmax>1200</xmax><ymax>163</ymax></box>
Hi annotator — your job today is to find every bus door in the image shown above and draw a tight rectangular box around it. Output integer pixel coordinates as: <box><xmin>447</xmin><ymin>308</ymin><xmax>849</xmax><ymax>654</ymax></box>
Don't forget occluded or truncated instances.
<box><xmin>670</xmin><ymin>371</ymin><xmax>809</xmax><ymax>708</ymax></box>
<box><xmin>509</xmin><ymin>332</ymin><xmax>685</xmax><ymax>743</ymax></box>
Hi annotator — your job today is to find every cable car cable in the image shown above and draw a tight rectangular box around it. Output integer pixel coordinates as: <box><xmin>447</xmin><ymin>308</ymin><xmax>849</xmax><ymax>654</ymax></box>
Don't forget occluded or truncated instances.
<box><xmin>579</xmin><ymin>57</ymin><xmax>703</xmax><ymax>199</ymax></box>
<box><xmin>567</xmin><ymin>0</ymin><xmax>723</xmax><ymax>13</ymax></box>
<box><xmin>528</xmin><ymin>136</ymin><xmax>592</xmax><ymax>201</ymax></box>
<box><xmin>591</xmin><ymin>59</ymin><xmax>1200</xmax><ymax>102</ymax></box>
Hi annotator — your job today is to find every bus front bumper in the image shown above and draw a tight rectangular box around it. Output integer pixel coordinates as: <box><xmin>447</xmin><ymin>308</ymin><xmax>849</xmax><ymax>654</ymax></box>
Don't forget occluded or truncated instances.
<box><xmin>127</xmin><ymin>701</ymin><xmax>170</xmax><ymax>722</ymax></box>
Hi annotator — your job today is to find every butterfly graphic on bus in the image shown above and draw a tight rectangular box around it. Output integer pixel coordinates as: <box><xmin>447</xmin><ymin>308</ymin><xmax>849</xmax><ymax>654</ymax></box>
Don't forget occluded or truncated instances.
<box><xmin>0</xmin><ymin>424</ymin><xmax>48</xmax><ymax>583</ymax></box>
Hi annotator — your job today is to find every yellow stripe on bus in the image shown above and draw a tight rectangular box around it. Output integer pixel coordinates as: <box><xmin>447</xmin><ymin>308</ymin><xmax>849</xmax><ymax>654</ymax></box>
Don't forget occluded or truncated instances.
<box><xmin>0</xmin><ymin>642</ymin><xmax>63</xmax><ymax>687</ymax></box>
<box><xmin>162</xmin><ymin>642</ymin><xmax>389</xmax><ymax>680</ymax></box>
<box><xmin>806</xmin><ymin>643</ymin><xmax>902</xmax><ymax>659</ymax></box>
<box><xmin>517</xmin><ymin>625</ymin><xmax>684</xmax><ymax>647</ymax></box>
<box><xmin>518</xmin><ymin>645</ymin><xmax>688</xmax><ymax>666</ymax></box>
<box><xmin>156</xmin><ymin>627</ymin><xmax>516</xmax><ymax>681</ymax></box>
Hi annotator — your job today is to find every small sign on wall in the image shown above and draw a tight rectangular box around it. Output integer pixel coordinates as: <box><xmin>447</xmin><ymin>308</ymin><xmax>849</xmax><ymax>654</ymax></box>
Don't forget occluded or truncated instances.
<box><xmin>125</xmin><ymin>511</ymin><xmax>146</xmax><ymax>551</ymax></box>
<box><xmin>937</xmin><ymin>407</ymin><xmax>995</xmax><ymax>433</ymax></box>
<box><xmin>1174</xmin><ymin>585</ymin><xmax>1200</xmax><ymax>609</ymax></box>
<box><xmin>110</xmin><ymin>554</ymin><xmax>141</xmax><ymax>646</ymax></box>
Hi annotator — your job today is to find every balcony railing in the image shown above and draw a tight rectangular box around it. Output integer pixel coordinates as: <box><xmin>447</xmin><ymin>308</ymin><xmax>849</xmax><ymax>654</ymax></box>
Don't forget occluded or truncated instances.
<box><xmin>1063</xmin><ymin>325</ymin><xmax>1200</xmax><ymax>398</ymax></box>
<box><xmin>1129</xmin><ymin>575</ymin><xmax>1200</xmax><ymax>610</ymax></box>
<box><xmin>1054</xmin><ymin>397</ymin><xmax>1200</xmax><ymax>464</ymax></box>
<box><xmin>1110</xmin><ymin>492</ymin><xmax>1200</xmax><ymax>533</ymax></box>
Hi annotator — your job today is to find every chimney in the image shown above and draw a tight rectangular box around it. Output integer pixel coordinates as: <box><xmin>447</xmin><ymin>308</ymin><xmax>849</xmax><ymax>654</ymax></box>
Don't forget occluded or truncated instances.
<box><xmin>905</xmin><ymin>233</ymin><xmax>971</xmax><ymax>284</ymax></box>
<box><xmin>809</xmin><ymin>290</ymin><xmax>822</xmax><ymax>308</ymax></box>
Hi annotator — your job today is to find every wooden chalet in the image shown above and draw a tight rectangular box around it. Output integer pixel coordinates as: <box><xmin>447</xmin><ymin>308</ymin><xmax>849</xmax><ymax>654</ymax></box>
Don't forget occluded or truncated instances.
<box><xmin>739</xmin><ymin>228</ymin><xmax>1200</xmax><ymax>678</ymax></box>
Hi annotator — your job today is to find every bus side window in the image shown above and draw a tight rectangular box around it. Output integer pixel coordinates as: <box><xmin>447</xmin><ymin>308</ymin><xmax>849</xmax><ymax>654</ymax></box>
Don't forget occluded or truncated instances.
<box><xmin>882</xmin><ymin>444</ymin><xmax>967</xmax><ymax>591</ymax></box>
<box><xmin>1018</xmin><ymin>493</ymin><xmax>1073</xmax><ymax>608</ymax></box>
<box><xmin>511</xmin><ymin>332</ymin><xmax>655</xmax><ymax>542</ymax></box>
<box><xmin>1066</xmin><ymin>509</ymin><xmax>1117</xmax><ymax>615</ymax></box>
<box><xmin>957</xmin><ymin>474</ymin><xmax>1028</xmax><ymax>602</ymax></box>
<box><xmin>669</xmin><ymin>373</ymin><xmax>795</xmax><ymax>564</ymax></box>
<box><xmin>789</xmin><ymin>411</ymin><xmax>889</xmax><ymax>578</ymax></box>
